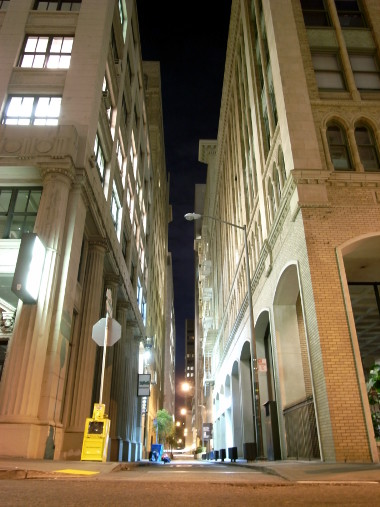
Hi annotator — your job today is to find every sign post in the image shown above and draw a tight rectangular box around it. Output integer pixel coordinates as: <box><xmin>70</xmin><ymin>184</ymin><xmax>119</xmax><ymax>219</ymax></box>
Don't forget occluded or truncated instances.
<box><xmin>81</xmin><ymin>289</ymin><xmax>121</xmax><ymax>462</ymax></box>
<box><xmin>99</xmin><ymin>289</ymin><xmax>112</xmax><ymax>404</ymax></box>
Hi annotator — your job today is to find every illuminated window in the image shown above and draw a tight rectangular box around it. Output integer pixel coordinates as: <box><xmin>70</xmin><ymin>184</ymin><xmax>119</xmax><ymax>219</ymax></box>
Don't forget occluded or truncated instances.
<box><xmin>2</xmin><ymin>96</ymin><xmax>61</xmax><ymax>125</ymax></box>
<box><xmin>118</xmin><ymin>0</ymin><xmax>124</xmax><ymax>25</ymax></box>
<box><xmin>19</xmin><ymin>35</ymin><xmax>73</xmax><ymax>69</ymax></box>
<box><xmin>94</xmin><ymin>133</ymin><xmax>106</xmax><ymax>183</ymax></box>
<box><xmin>111</xmin><ymin>182</ymin><xmax>121</xmax><ymax>233</ymax></box>
<box><xmin>33</xmin><ymin>0</ymin><xmax>81</xmax><ymax>11</ymax></box>
<box><xmin>0</xmin><ymin>188</ymin><xmax>42</xmax><ymax>239</ymax></box>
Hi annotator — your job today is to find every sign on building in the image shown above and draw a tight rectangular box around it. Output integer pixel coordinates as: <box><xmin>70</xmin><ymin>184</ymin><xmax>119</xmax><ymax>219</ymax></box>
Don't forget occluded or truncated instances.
<box><xmin>138</xmin><ymin>373</ymin><xmax>151</xmax><ymax>396</ymax></box>
<box><xmin>202</xmin><ymin>422</ymin><xmax>213</xmax><ymax>441</ymax></box>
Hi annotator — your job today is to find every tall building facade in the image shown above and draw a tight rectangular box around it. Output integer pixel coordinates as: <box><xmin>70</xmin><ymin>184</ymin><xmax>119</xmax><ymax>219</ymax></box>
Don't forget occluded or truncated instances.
<box><xmin>195</xmin><ymin>0</ymin><xmax>380</xmax><ymax>463</ymax></box>
<box><xmin>0</xmin><ymin>0</ymin><xmax>172</xmax><ymax>461</ymax></box>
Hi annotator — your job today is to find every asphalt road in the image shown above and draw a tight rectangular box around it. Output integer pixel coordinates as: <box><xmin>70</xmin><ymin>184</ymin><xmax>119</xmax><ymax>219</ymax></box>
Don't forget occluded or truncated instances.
<box><xmin>1</xmin><ymin>462</ymin><xmax>379</xmax><ymax>506</ymax></box>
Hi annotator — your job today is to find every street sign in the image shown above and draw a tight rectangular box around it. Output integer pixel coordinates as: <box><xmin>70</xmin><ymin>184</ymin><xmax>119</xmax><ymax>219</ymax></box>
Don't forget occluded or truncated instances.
<box><xmin>138</xmin><ymin>374</ymin><xmax>151</xmax><ymax>396</ymax></box>
<box><xmin>92</xmin><ymin>317</ymin><xmax>121</xmax><ymax>346</ymax></box>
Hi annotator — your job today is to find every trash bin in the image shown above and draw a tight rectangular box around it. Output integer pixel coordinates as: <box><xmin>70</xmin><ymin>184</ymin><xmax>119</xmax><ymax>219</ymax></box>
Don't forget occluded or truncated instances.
<box><xmin>214</xmin><ymin>450</ymin><xmax>219</xmax><ymax>460</ymax></box>
<box><xmin>228</xmin><ymin>446</ymin><xmax>238</xmax><ymax>462</ymax></box>
<box><xmin>243</xmin><ymin>442</ymin><xmax>257</xmax><ymax>461</ymax></box>
<box><xmin>220</xmin><ymin>448</ymin><xmax>226</xmax><ymax>462</ymax></box>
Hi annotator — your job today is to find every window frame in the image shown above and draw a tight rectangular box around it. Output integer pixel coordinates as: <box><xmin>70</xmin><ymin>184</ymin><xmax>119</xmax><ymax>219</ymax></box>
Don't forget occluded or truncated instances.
<box><xmin>354</xmin><ymin>124</ymin><xmax>380</xmax><ymax>172</ymax></box>
<box><xmin>111</xmin><ymin>182</ymin><xmax>121</xmax><ymax>234</ymax></box>
<box><xmin>33</xmin><ymin>0</ymin><xmax>81</xmax><ymax>11</ymax></box>
<box><xmin>326</xmin><ymin>123</ymin><xmax>353</xmax><ymax>171</ymax></box>
<box><xmin>18</xmin><ymin>35</ymin><xmax>74</xmax><ymax>70</ymax></box>
<box><xmin>0</xmin><ymin>0</ymin><xmax>10</xmax><ymax>11</ymax></box>
<box><xmin>301</xmin><ymin>0</ymin><xmax>331</xmax><ymax>28</ymax></box>
<box><xmin>349</xmin><ymin>53</ymin><xmax>380</xmax><ymax>91</ymax></box>
<box><xmin>1</xmin><ymin>95</ymin><xmax>62</xmax><ymax>125</ymax></box>
<box><xmin>93</xmin><ymin>133</ymin><xmax>106</xmax><ymax>184</ymax></box>
<box><xmin>0</xmin><ymin>187</ymin><xmax>43</xmax><ymax>240</ymax></box>
<box><xmin>335</xmin><ymin>0</ymin><xmax>367</xmax><ymax>28</ymax></box>
<box><xmin>312</xmin><ymin>51</ymin><xmax>347</xmax><ymax>91</ymax></box>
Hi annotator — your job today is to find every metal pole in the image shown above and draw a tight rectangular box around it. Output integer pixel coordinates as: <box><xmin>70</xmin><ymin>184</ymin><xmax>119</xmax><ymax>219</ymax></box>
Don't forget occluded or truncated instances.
<box><xmin>99</xmin><ymin>289</ymin><xmax>112</xmax><ymax>405</ymax></box>
<box><xmin>99</xmin><ymin>312</ymin><xmax>108</xmax><ymax>405</ymax></box>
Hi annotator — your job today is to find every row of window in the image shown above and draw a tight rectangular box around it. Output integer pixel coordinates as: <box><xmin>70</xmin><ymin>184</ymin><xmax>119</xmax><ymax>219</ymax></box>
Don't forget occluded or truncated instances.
<box><xmin>301</xmin><ymin>0</ymin><xmax>367</xmax><ymax>29</ymax></box>
<box><xmin>313</xmin><ymin>51</ymin><xmax>380</xmax><ymax>92</ymax></box>
<box><xmin>0</xmin><ymin>188</ymin><xmax>42</xmax><ymax>240</ymax></box>
<box><xmin>327</xmin><ymin>122</ymin><xmax>380</xmax><ymax>171</ymax></box>
<box><xmin>0</xmin><ymin>1</ymin><xmax>81</xmax><ymax>11</ymax></box>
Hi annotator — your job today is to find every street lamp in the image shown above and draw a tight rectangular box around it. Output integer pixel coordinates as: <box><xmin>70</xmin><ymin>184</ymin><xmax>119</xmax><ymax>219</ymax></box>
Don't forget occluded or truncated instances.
<box><xmin>185</xmin><ymin>211</ymin><xmax>262</xmax><ymax>458</ymax></box>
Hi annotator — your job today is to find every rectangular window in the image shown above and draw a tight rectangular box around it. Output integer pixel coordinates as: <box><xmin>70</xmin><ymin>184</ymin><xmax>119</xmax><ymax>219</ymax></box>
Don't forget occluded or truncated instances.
<box><xmin>111</xmin><ymin>182</ymin><xmax>121</xmax><ymax>234</ymax></box>
<box><xmin>34</xmin><ymin>1</ymin><xmax>81</xmax><ymax>11</ymax></box>
<box><xmin>301</xmin><ymin>0</ymin><xmax>331</xmax><ymax>27</ymax></box>
<box><xmin>335</xmin><ymin>0</ymin><xmax>366</xmax><ymax>28</ymax></box>
<box><xmin>19</xmin><ymin>35</ymin><xmax>73</xmax><ymax>69</ymax></box>
<box><xmin>0</xmin><ymin>188</ymin><xmax>42</xmax><ymax>239</ymax></box>
<box><xmin>94</xmin><ymin>133</ymin><xmax>106</xmax><ymax>184</ymax></box>
<box><xmin>118</xmin><ymin>0</ymin><xmax>124</xmax><ymax>25</ymax></box>
<box><xmin>312</xmin><ymin>52</ymin><xmax>346</xmax><ymax>90</ymax></box>
<box><xmin>0</xmin><ymin>1</ymin><xmax>10</xmax><ymax>10</ymax></box>
<box><xmin>349</xmin><ymin>54</ymin><xmax>380</xmax><ymax>91</ymax></box>
<box><xmin>2</xmin><ymin>96</ymin><xmax>61</xmax><ymax>125</ymax></box>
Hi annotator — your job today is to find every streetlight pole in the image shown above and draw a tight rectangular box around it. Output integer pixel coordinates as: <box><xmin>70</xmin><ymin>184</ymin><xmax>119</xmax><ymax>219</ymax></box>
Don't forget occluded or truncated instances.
<box><xmin>185</xmin><ymin>212</ymin><xmax>262</xmax><ymax>458</ymax></box>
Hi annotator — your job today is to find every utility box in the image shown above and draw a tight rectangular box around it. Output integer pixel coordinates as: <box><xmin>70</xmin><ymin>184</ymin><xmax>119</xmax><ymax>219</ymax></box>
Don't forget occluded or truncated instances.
<box><xmin>81</xmin><ymin>403</ymin><xmax>111</xmax><ymax>462</ymax></box>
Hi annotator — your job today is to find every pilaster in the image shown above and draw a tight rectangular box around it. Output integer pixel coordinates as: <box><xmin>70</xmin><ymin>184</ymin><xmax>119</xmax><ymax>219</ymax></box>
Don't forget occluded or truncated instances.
<box><xmin>67</xmin><ymin>237</ymin><xmax>107</xmax><ymax>431</ymax></box>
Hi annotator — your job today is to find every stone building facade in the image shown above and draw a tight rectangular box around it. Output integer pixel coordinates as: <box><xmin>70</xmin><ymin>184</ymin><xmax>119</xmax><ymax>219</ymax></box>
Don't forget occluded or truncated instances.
<box><xmin>0</xmin><ymin>0</ymin><xmax>172</xmax><ymax>461</ymax></box>
<box><xmin>195</xmin><ymin>0</ymin><xmax>380</xmax><ymax>463</ymax></box>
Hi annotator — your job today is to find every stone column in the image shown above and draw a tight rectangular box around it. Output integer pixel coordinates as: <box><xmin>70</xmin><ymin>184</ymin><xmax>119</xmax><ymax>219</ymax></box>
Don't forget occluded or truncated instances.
<box><xmin>68</xmin><ymin>238</ymin><xmax>107</xmax><ymax>431</ymax></box>
<box><xmin>38</xmin><ymin>169</ymin><xmax>88</xmax><ymax>424</ymax></box>
<box><xmin>109</xmin><ymin>303</ymin><xmax>128</xmax><ymax>437</ymax></box>
<box><xmin>101</xmin><ymin>274</ymin><xmax>120</xmax><ymax>415</ymax></box>
<box><xmin>0</xmin><ymin>164</ymin><xmax>75</xmax><ymax>458</ymax></box>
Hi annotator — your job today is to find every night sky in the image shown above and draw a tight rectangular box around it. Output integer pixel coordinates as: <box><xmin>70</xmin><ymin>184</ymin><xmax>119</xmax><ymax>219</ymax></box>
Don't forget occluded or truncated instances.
<box><xmin>137</xmin><ymin>2</ymin><xmax>231</xmax><ymax>392</ymax></box>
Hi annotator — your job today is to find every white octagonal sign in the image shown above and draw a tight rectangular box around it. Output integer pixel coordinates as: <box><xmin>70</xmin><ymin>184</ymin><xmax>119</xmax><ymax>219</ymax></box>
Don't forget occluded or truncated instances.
<box><xmin>92</xmin><ymin>317</ymin><xmax>122</xmax><ymax>346</ymax></box>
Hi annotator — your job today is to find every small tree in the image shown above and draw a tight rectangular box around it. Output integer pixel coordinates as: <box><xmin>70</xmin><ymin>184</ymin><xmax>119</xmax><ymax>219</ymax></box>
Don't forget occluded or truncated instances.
<box><xmin>156</xmin><ymin>409</ymin><xmax>174</xmax><ymax>445</ymax></box>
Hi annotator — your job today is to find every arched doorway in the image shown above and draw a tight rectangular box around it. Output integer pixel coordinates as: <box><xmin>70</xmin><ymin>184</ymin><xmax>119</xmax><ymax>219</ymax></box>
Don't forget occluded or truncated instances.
<box><xmin>255</xmin><ymin>310</ymin><xmax>281</xmax><ymax>460</ymax></box>
<box><xmin>273</xmin><ymin>264</ymin><xmax>320</xmax><ymax>459</ymax></box>
<box><xmin>339</xmin><ymin>234</ymin><xmax>380</xmax><ymax>442</ymax></box>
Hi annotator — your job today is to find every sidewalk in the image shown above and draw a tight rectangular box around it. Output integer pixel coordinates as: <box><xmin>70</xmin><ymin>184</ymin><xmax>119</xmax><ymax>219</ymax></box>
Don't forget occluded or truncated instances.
<box><xmin>1</xmin><ymin>456</ymin><xmax>380</xmax><ymax>483</ymax></box>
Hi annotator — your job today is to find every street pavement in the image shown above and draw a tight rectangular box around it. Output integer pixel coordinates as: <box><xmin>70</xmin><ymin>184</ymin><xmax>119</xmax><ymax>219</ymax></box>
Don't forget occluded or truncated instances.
<box><xmin>1</xmin><ymin>455</ymin><xmax>380</xmax><ymax>483</ymax></box>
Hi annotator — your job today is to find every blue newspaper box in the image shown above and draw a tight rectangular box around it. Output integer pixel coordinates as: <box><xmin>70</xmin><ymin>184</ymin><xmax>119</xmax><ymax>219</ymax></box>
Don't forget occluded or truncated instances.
<box><xmin>150</xmin><ymin>443</ymin><xmax>163</xmax><ymax>461</ymax></box>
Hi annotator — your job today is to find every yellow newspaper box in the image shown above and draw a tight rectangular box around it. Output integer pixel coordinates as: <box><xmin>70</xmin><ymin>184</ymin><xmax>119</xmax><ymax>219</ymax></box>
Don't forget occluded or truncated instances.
<box><xmin>81</xmin><ymin>403</ymin><xmax>111</xmax><ymax>462</ymax></box>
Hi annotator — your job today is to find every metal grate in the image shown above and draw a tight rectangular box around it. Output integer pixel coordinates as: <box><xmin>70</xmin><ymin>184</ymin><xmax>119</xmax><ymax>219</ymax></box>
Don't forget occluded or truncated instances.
<box><xmin>283</xmin><ymin>397</ymin><xmax>320</xmax><ymax>459</ymax></box>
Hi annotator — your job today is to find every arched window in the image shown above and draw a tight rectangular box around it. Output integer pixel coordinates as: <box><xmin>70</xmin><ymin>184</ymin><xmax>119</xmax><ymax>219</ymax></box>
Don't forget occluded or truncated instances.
<box><xmin>354</xmin><ymin>124</ymin><xmax>380</xmax><ymax>172</ymax></box>
<box><xmin>267</xmin><ymin>179</ymin><xmax>276</xmax><ymax>223</ymax></box>
<box><xmin>326</xmin><ymin>123</ymin><xmax>352</xmax><ymax>170</ymax></box>
<box><xmin>273</xmin><ymin>164</ymin><xmax>281</xmax><ymax>201</ymax></box>
<box><xmin>278</xmin><ymin>146</ymin><xmax>287</xmax><ymax>187</ymax></box>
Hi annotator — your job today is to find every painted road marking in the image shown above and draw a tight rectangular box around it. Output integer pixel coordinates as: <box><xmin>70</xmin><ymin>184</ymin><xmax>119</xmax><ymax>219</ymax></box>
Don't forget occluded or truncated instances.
<box><xmin>54</xmin><ymin>469</ymin><xmax>99</xmax><ymax>475</ymax></box>
<box><xmin>297</xmin><ymin>480</ymin><xmax>379</xmax><ymax>485</ymax></box>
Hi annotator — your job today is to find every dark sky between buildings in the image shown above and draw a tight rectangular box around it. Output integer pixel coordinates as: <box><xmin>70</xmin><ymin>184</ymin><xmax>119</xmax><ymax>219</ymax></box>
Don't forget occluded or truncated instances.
<box><xmin>137</xmin><ymin>1</ymin><xmax>231</xmax><ymax>389</ymax></box>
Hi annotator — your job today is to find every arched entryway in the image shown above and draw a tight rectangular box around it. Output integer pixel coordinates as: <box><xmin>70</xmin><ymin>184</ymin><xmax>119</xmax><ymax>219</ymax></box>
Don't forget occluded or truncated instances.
<box><xmin>273</xmin><ymin>263</ymin><xmax>320</xmax><ymax>459</ymax></box>
<box><xmin>255</xmin><ymin>310</ymin><xmax>281</xmax><ymax>460</ymax></box>
<box><xmin>338</xmin><ymin>234</ymin><xmax>380</xmax><ymax>444</ymax></box>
